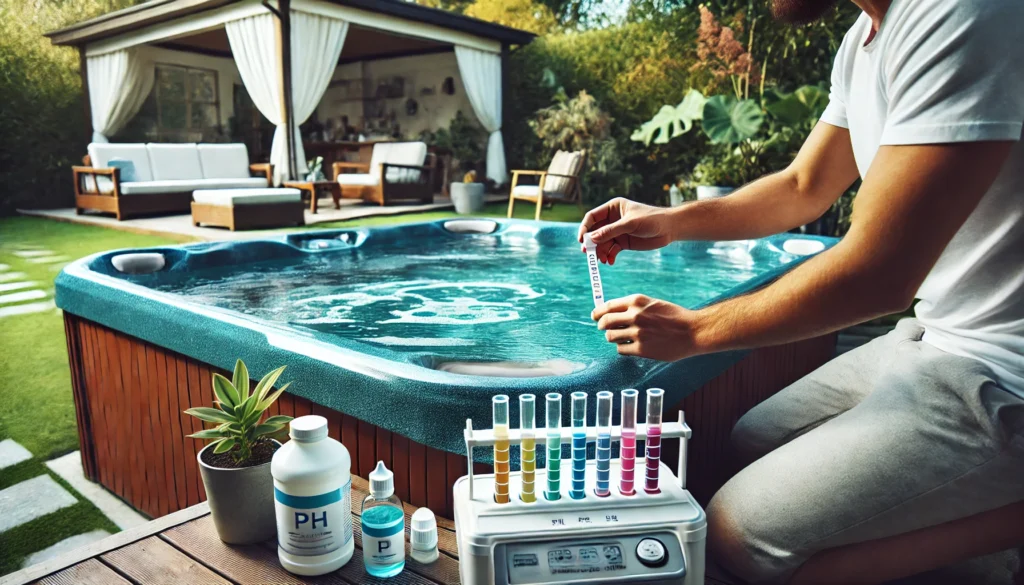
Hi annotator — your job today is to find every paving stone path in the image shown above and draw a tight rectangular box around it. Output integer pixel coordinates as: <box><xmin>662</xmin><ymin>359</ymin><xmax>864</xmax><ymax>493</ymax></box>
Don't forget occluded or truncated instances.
<box><xmin>0</xmin><ymin>244</ymin><xmax>60</xmax><ymax>319</ymax></box>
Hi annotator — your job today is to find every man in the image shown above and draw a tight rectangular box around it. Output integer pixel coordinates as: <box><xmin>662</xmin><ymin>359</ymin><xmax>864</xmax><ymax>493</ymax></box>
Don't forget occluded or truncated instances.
<box><xmin>578</xmin><ymin>0</ymin><xmax>1024</xmax><ymax>582</ymax></box>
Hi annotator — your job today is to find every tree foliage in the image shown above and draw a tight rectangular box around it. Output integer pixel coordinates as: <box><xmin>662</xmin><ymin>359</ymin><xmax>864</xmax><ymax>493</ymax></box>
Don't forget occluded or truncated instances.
<box><xmin>465</xmin><ymin>0</ymin><xmax>561</xmax><ymax>35</ymax></box>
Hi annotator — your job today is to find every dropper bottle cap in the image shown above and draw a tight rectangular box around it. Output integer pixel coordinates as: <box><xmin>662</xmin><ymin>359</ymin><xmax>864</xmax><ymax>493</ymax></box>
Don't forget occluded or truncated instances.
<box><xmin>410</xmin><ymin>508</ymin><xmax>438</xmax><ymax>550</ymax></box>
<box><xmin>369</xmin><ymin>461</ymin><xmax>394</xmax><ymax>499</ymax></box>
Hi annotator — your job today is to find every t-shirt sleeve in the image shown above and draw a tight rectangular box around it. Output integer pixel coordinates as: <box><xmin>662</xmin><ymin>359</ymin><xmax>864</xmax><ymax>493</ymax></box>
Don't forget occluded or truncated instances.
<box><xmin>819</xmin><ymin>33</ymin><xmax>851</xmax><ymax>129</ymax></box>
<box><xmin>881</xmin><ymin>0</ymin><xmax>1024</xmax><ymax>145</ymax></box>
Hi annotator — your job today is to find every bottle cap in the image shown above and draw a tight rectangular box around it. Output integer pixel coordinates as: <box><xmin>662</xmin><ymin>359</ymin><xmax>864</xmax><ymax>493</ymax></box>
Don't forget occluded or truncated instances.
<box><xmin>411</xmin><ymin>508</ymin><xmax>438</xmax><ymax>550</ymax></box>
<box><xmin>289</xmin><ymin>415</ymin><xmax>328</xmax><ymax>442</ymax></box>
<box><xmin>583</xmin><ymin>232</ymin><xmax>597</xmax><ymax>251</ymax></box>
<box><xmin>369</xmin><ymin>461</ymin><xmax>394</xmax><ymax>498</ymax></box>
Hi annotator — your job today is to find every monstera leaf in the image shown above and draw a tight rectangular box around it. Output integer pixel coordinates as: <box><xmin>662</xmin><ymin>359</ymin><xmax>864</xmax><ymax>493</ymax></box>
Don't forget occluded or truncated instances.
<box><xmin>701</xmin><ymin>95</ymin><xmax>764</xmax><ymax>144</ymax></box>
<box><xmin>631</xmin><ymin>89</ymin><xmax>707</xmax><ymax>146</ymax></box>
<box><xmin>765</xmin><ymin>85</ymin><xmax>829</xmax><ymax>127</ymax></box>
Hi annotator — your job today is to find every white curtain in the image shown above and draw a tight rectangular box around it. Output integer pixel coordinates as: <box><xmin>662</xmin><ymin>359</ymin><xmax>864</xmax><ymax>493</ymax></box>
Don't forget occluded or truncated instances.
<box><xmin>86</xmin><ymin>49</ymin><xmax>154</xmax><ymax>143</ymax></box>
<box><xmin>226</xmin><ymin>11</ymin><xmax>347</xmax><ymax>185</ymax></box>
<box><xmin>454</xmin><ymin>46</ymin><xmax>506</xmax><ymax>185</ymax></box>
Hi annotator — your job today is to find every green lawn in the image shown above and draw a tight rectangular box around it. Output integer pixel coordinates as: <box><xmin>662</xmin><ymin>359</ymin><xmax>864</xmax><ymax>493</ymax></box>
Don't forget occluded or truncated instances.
<box><xmin>312</xmin><ymin>201</ymin><xmax>585</xmax><ymax>228</ymax></box>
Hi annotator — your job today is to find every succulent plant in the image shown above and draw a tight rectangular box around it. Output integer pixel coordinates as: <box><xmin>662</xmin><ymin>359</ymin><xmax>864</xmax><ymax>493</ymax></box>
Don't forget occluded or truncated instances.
<box><xmin>185</xmin><ymin>360</ymin><xmax>293</xmax><ymax>464</ymax></box>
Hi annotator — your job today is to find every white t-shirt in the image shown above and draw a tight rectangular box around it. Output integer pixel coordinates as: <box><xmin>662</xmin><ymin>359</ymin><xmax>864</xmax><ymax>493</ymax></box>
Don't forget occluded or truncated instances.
<box><xmin>819</xmin><ymin>0</ymin><xmax>1024</xmax><ymax>398</ymax></box>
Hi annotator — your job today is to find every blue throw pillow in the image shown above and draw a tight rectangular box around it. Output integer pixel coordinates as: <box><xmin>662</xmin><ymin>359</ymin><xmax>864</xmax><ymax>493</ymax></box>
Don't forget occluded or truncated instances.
<box><xmin>107</xmin><ymin>158</ymin><xmax>137</xmax><ymax>182</ymax></box>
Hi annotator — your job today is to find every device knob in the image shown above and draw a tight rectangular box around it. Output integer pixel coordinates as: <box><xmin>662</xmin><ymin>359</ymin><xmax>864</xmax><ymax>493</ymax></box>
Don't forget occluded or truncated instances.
<box><xmin>635</xmin><ymin>538</ymin><xmax>668</xmax><ymax>568</ymax></box>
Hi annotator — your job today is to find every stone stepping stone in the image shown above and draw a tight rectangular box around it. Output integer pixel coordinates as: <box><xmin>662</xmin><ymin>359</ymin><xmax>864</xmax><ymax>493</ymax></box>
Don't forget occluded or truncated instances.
<box><xmin>47</xmin><ymin>451</ymin><xmax>148</xmax><ymax>530</ymax></box>
<box><xmin>0</xmin><ymin>281</ymin><xmax>39</xmax><ymax>293</ymax></box>
<box><xmin>12</xmin><ymin>250</ymin><xmax>55</xmax><ymax>258</ymax></box>
<box><xmin>22</xmin><ymin>530</ymin><xmax>111</xmax><ymax>568</ymax></box>
<box><xmin>0</xmin><ymin>289</ymin><xmax>47</xmax><ymax>305</ymax></box>
<box><xmin>26</xmin><ymin>256</ymin><xmax>70</xmax><ymax>265</ymax></box>
<box><xmin>0</xmin><ymin>263</ymin><xmax>9</xmax><ymax>271</ymax></box>
<box><xmin>0</xmin><ymin>439</ymin><xmax>32</xmax><ymax>470</ymax></box>
<box><xmin>0</xmin><ymin>475</ymin><xmax>78</xmax><ymax>533</ymax></box>
<box><xmin>0</xmin><ymin>300</ymin><xmax>55</xmax><ymax>319</ymax></box>
<box><xmin>0</xmin><ymin>272</ymin><xmax>28</xmax><ymax>282</ymax></box>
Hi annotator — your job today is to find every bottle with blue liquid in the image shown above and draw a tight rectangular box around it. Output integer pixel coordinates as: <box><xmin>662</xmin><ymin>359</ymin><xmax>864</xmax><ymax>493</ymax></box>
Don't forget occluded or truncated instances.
<box><xmin>362</xmin><ymin>461</ymin><xmax>406</xmax><ymax>578</ymax></box>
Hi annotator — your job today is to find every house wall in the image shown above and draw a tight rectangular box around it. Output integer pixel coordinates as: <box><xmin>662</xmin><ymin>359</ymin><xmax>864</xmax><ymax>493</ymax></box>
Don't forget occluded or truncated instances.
<box><xmin>316</xmin><ymin>51</ymin><xmax>482</xmax><ymax>139</ymax></box>
<box><xmin>139</xmin><ymin>46</ymin><xmax>243</xmax><ymax>128</ymax></box>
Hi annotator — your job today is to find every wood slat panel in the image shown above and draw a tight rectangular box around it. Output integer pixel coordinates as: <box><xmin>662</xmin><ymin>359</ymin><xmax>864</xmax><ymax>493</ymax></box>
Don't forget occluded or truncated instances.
<box><xmin>101</xmin><ymin>536</ymin><xmax>231</xmax><ymax>585</ymax></box>
<box><xmin>357</xmin><ymin>420</ymin><xmax>377</xmax><ymax>479</ymax></box>
<box><xmin>33</xmin><ymin>559</ymin><xmax>131</xmax><ymax>585</ymax></box>
<box><xmin>425</xmin><ymin>447</ymin><xmax>448</xmax><ymax>516</ymax></box>
<box><xmin>392</xmin><ymin>434</ymin><xmax>411</xmax><ymax>503</ymax></box>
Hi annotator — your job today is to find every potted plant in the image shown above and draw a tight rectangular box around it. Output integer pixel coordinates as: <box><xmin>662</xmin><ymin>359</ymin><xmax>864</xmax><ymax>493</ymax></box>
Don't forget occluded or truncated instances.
<box><xmin>185</xmin><ymin>360</ymin><xmax>292</xmax><ymax>544</ymax></box>
<box><xmin>451</xmin><ymin>170</ymin><xmax>486</xmax><ymax>214</ymax></box>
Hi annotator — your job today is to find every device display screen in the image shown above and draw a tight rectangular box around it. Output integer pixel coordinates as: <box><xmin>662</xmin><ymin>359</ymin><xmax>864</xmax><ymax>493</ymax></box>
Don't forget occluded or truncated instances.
<box><xmin>529</xmin><ymin>543</ymin><xmax>626</xmax><ymax>575</ymax></box>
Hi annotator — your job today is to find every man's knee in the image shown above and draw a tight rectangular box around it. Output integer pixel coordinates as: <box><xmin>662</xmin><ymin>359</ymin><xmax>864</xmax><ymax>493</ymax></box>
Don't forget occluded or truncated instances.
<box><xmin>731</xmin><ymin>407</ymin><xmax>779</xmax><ymax>466</ymax></box>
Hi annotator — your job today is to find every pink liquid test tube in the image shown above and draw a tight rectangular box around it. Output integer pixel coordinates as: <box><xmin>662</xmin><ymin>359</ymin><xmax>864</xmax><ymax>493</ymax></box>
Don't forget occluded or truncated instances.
<box><xmin>644</xmin><ymin>388</ymin><xmax>665</xmax><ymax>494</ymax></box>
<box><xmin>619</xmin><ymin>389</ymin><xmax>638</xmax><ymax>496</ymax></box>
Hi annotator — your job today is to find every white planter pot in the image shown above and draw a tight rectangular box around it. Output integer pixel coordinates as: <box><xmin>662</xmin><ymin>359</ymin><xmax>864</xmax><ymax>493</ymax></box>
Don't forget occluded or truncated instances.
<box><xmin>450</xmin><ymin>182</ymin><xmax>485</xmax><ymax>214</ymax></box>
<box><xmin>696</xmin><ymin>185</ymin><xmax>735</xmax><ymax>200</ymax></box>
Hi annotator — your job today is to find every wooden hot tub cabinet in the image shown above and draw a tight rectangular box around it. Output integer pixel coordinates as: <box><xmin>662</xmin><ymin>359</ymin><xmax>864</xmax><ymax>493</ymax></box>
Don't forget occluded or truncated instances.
<box><xmin>64</xmin><ymin>313</ymin><xmax>836</xmax><ymax>519</ymax></box>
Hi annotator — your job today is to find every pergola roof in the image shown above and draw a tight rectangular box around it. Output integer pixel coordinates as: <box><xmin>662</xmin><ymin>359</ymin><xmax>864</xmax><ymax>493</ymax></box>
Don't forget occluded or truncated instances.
<box><xmin>45</xmin><ymin>0</ymin><xmax>536</xmax><ymax>48</ymax></box>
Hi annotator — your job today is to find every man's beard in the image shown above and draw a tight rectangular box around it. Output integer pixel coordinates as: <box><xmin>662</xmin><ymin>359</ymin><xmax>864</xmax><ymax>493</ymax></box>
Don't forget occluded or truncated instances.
<box><xmin>771</xmin><ymin>0</ymin><xmax>840</xmax><ymax>24</ymax></box>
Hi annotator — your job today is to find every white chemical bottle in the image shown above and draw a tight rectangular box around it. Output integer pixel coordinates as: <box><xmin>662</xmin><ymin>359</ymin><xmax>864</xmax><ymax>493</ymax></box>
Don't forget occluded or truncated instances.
<box><xmin>272</xmin><ymin>415</ymin><xmax>354</xmax><ymax>575</ymax></box>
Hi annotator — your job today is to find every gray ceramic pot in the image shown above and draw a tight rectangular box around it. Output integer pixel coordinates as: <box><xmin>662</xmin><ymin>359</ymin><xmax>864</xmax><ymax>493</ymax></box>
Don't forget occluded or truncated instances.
<box><xmin>197</xmin><ymin>441</ymin><xmax>277</xmax><ymax>544</ymax></box>
<box><xmin>451</xmin><ymin>182</ymin><xmax>485</xmax><ymax>214</ymax></box>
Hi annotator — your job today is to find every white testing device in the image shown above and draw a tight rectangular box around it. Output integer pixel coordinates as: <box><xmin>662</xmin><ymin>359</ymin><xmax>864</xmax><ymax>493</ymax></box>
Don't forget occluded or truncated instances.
<box><xmin>454</xmin><ymin>411</ymin><xmax>706</xmax><ymax>585</ymax></box>
<box><xmin>583</xmin><ymin>233</ymin><xmax>605</xmax><ymax>307</ymax></box>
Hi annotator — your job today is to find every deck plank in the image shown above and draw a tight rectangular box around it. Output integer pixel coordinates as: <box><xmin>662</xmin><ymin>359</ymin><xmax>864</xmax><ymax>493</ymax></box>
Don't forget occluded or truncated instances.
<box><xmin>101</xmin><ymin>536</ymin><xmax>231</xmax><ymax>585</ymax></box>
<box><xmin>33</xmin><ymin>559</ymin><xmax>131</xmax><ymax>585</ymax></box>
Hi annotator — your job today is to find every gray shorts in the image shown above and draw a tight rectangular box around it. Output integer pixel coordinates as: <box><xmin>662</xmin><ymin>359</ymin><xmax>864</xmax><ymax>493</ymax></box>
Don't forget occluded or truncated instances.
<box><xmin>707</xmin><ymin>319</ymin><xmax>1024</xmax><ymax>583</ymax></box>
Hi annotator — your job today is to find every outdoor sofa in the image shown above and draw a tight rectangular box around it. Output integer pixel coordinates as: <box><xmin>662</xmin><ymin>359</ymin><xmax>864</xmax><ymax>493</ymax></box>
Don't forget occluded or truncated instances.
<box><xmin>73</xmin><ymin>143</ymin><xmax>272</xmax><ymax>220</ymax></box>
<box><xmin>332</xmin><ymin>141</ymin><xmax>435</xmax><ymax>206</ymax></box>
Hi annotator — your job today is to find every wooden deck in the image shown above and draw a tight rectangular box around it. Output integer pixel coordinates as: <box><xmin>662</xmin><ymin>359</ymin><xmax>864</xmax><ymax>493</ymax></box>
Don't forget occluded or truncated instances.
<box><xmin>1</xmin><ymin>475</ymin><xmax>734</xmax><ymax>585</ymax></box>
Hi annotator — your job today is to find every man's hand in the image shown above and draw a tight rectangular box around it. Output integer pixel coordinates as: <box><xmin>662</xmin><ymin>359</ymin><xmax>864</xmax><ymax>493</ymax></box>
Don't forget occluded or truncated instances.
<box><xmin>593</xmin><ymin>294</ymin><xmax>702</xmax><ymax>361</ymax></box>
<box><xmin>577</xmin><ymin>198</ymin><xmax>675</xmax><ymax>265</ymax></box>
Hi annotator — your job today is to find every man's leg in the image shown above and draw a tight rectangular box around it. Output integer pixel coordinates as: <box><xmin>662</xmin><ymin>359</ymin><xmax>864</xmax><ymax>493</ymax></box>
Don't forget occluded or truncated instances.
<box><xmin>707</xmin><ymin>334</ymin><xmax>1024</xmax><ymax>584</ymax></box>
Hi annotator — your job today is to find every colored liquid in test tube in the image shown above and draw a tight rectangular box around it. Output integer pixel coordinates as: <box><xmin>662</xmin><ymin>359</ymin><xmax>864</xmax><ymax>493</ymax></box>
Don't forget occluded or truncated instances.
<box><xmin>595</xmin><ymin>391</ymin><xmax>612</xmax><ymax>497</ymax></box>
<box><xmin>619</xmin><ymin>389</ymin><xmax>638</xmax><ymax>496</ymax></box>
<box><xmin>644</xmin><ymin>388</ymin><xmax>665</xmax><ymax>494</ymax></box>
<box><xmin>570</xmin><ymin>392</ymin><xmax>587</xmax><ymax>499</ymax></box>
<box><xmin>520</xmin><ymin>394</ymin><xmax>536</xmax><ymax>503</ymax></box>
<box><xmin>493</xmin><ymin>395</ymin><xmax>510</xmax><ymax>504</ymax></box>
<box><xmin>582</xmin><ymin>233</ymin><xmax>605</xmax><ymax>307</ymax></box>
<box><xmin>545</xmin><ymin>393</ymin><xmax>562</xmax><ymax>501</ymax></box>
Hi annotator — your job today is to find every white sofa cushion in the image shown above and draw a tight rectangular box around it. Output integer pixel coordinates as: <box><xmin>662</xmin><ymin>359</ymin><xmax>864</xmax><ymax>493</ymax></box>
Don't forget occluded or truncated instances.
<box><xmin>193</xmin><ymin>188</ymin><xmax>302</xmax><ymax>206</ymax></box>
<box><xmin>197</xmin><ymin>144</ymin><xmax>251</xmax><ymax>179</ymax></box>
<box><xmin>147</xmin><ymin>144</ymin><xmax>204</xmax><ymax>181</ymax></box>
<box><xmin>120</xmin><ymin>177</ymin><xmax>268</xmax><ymax>195</ymax></box>
<box><xmin>364</xmin><ymin>142</ymin><xmax>428</xmax><ymax>184</ymax></box>
<box><xmin>511</xmin><ymin>185</ymin><xmax>552</xmax><ymax>198</ymax></box>
<box><xmin>544</xmin><ymin>150</ymin><xmax>583</xmax><ymax>195</ymax></box>
<box><xmin>87</xmin><ymin>143</ymin><xmax>154</xmax><ymax>182</ymax></box>
<box><xmin>336</xmin><ymin>173</ymin><xmax>379</xmax><ymax>187</ymax></box>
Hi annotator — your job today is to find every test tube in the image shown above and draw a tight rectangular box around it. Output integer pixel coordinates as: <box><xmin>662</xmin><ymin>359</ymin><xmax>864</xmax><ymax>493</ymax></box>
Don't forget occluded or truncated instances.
<box><xmin>619</xmin><ymin>389</ymin><xmax>638</xmax><ymax>496</ymax></box>
<box><xmin>644</xmin><ymin>388</ymin><xmax>665</xmax><ymax>494</ymax></box>
<box><xmin>545</xmin><ymin>393</ymin><xmax>562</xmax><ymax>501</ymax></box>
<box><xmin>582</xmin><ymin>233</ymin><xmax>605</xmax><ymax>307</ymax></box>
<box><xmin>595</xmin><ymin>391</ymin><xmax>613</xmax><ymax>497</ymax></box>
<box><xmin>520</xmin><ymin>394</ymin><xmax>536</xmax><ymax>503</ymax></box>
<box><xmin>570</xmin><ymin>392</ymin><xmax>588</xmax><ymax>499</ymax></box>
<box><xmin>493</xmin><ymin>395</ymin><xmax>510</xmax><ymax>504</ymax></box>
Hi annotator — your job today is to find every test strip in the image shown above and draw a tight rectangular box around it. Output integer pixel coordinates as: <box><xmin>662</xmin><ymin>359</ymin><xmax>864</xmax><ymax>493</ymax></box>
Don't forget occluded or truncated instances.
<box><xmin>619</xmin><ymin>389</ymin><xmax>638</xmax><ymax>496</ymax></box>
<box><xmin>583</xmin><ymin>233</ymin><xmax>605</xmax><ymax>307</ymax></box>
<box><xmin>493</xmin><ymin>395</ymin><xmax>510</xmax><ymax>504</ymax></box>
<box><xmin>545</xmin><ymin>393</ymin><xmax>562</xmax><ymax>501</ymax></box>
<box><xmin>570</xmin><ymin>392</ymin><xmax>587</xmax><ymax>499</ymax></box>
<box><xmin>520</xmin><ymin>394</ymin><xmax>536</xmax><ymax>503</ymax></box>
<box><xmin>644</xmin><ymin>388</ymin><xmax>664</xmax><ymax>494</ymax></box>
<box><xmin>595</xmin><ymin>391</ymin><xmax>613</xmax><ymax>497</ymax></box>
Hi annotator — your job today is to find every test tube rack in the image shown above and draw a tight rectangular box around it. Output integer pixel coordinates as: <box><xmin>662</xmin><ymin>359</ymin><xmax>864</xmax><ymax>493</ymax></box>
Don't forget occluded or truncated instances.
<box><xmin>462</xmin><ymin>410</ymin><xmax>692</xmax><ymax>502</ymax></box>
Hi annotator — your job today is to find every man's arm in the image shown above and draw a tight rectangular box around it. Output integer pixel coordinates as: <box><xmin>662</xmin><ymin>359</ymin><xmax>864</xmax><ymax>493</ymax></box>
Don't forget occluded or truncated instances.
<box><xmin>595</xmin><ymin>141</ymin><xmax>1014</xmax><ymax>360</ymax></box>
<box><xmin>580</xmin><ymin>122</ymin><xmax>860</xmax><ymax>264</ymax></box>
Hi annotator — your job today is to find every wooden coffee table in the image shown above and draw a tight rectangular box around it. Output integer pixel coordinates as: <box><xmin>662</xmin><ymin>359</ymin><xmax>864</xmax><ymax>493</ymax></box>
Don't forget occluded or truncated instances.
<box><xmin>283</xmin><ymin>180</ymin><xmax>341</xmax><ymax>214</ymax></box>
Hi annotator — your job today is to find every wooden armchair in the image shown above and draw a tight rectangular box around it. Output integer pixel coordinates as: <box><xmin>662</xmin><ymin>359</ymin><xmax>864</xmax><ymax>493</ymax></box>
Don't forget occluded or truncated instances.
<box><xmin>332</xmin><ymin>143</ymin><xmax>435</xmax><ymax>206</ymax></box>
<box><xmin>507</xmin><ymin>150</ymin><xmax>587</xmax><ymax>220</ymax></box>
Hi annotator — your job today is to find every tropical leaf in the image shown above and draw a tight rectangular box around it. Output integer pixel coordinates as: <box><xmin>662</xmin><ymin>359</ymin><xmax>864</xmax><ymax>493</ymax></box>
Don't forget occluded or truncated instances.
<box><xmin>631</xmin><ymin>89</ymin><xmax>707</xmax><ymax>146</ymax></box>
<box><xmin>263</xmin><ymin>415</ymin><xmax>293</xmax><ymax>427</ymax></box>
<box><xmin>765</xmin><ymin>85</ymin><xmax>829</xmax><ymax>127</ymax></box>
<box><xmin>188</xmin><ymin>428</ymin><xmax>230</xmax><ymax>440</ymax></box>
<box><xmin>702</xmin><ymin>96</ymin><xmax>764</xmax><ymax>144</ymax></box>
<box><xmin>254</xmin><ymin>366</ymin><xmax>287</xmax><ymax>403</ymax></box>
<box><xmin>252</xmin><ymin>423</ymin><xmax>285</xmax><ymax>438</ymax></box>
<box><xmin>212</xmin><ymin>373</ymin><xmax>240</xmax><ymax>408</ymax></box>
<box><xmin>232</xmin><ymin>359</ymin><xmax>250</xmax><ymax>402</ymax></box>
<box><xmin>258</xmin><ymin>383</ymin><xmax>291</xmax><ymax>412</ymax></box>
<box><xmin>212</xmin><ymin>438</ymin><xmax>236</xmax><ymax>454</ymax></box>
<box><xmin>184</xmin><ymin>407</ymin><xmax>235</xmax><ymax>424</ymax></box>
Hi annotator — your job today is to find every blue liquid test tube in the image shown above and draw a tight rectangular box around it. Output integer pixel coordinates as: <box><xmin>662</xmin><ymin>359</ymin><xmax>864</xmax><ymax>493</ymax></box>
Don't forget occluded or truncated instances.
<box><xmin>570</xmin><ymin>392</ymin><xmax>587</xmax><ymax>499</ymax></box>
<box><xmin>594</xmin><ymin>391</ymin><xmax>613</xmax><ymax>497</ymax></box>
<box><xmin>545</xmin><ymin>393</ymin><xmax>562</xmax><ymax>501</ymax></box>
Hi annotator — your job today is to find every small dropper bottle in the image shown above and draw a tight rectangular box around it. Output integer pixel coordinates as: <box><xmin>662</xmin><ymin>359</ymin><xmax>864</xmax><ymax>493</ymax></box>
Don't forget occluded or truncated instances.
<box><xmin>410</xmin><ymin>508</ymin><xmax>439</xmax><ymax>564</ymax></box>
<box><xmin>362</xmin><ymin>462</ymin><xmax>405</xmax><ymax>578</ymax></box>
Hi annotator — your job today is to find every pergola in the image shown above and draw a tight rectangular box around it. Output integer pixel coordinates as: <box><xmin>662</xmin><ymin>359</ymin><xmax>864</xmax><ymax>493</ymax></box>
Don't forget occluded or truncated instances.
<box><xmin>46</xmin><ymin>0</ymin><xmax>535</xmax><ymax>184</ymax></box>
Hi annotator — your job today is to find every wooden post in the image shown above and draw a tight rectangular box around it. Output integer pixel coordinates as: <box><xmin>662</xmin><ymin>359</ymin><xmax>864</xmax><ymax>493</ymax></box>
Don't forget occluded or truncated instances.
<box><xmin>79</xmin><ymin>46</ymin><xmax>93</xmax><ymax>145</ymax></box>
<box><xmin>280</xmin><ymin>0</ymin><xmax>297</xmax><ymax>181</ymax></box>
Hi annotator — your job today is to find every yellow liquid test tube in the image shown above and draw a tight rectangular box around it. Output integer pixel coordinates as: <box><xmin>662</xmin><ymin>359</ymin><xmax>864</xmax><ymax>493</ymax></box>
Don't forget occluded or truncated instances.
<box><xmin>493</xmin><ymin>395</ymin><xmax>510</xmax><ymax>504</ymax></box>
<box><xmin>520</xmin><ymin>394</ymin><xmax>536</xmax><ymax>503</ymax></box>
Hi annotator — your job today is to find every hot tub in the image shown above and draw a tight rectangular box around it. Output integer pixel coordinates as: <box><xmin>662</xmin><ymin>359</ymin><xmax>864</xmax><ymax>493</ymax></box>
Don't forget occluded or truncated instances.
<box><xmin>56</xmin><ymin>219</ymin><xmax>837</xmax><ymax>518</ymax></box>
